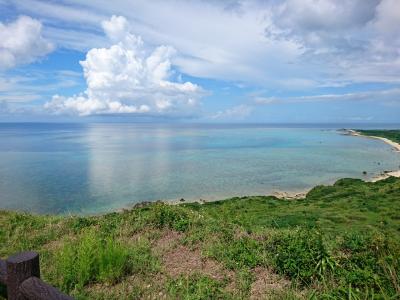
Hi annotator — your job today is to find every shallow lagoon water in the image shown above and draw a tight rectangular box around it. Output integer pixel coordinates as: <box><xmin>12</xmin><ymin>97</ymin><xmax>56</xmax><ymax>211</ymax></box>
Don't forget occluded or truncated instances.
<box><xmin>0</xmin><ymin>123</ymin><xmax>399</xmax><ymax>214</ymax></box>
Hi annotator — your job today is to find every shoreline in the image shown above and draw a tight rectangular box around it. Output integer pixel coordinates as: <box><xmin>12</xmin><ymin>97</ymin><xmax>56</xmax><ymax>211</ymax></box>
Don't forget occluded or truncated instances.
<box><xmin>164</xmin><ymin>190</ymin><xmax>309</xmax><ymax>206</ymax></box>
<box><xmin>136</xmin><ymin>188</ymin><xmax>310</xmax><ymax>208</ymax></box>
<box><xmin>168</xmin><ymin>128</ymin><xmax>400</xmax><ymax>205</ymax></box>
<box><xmin>167</xmin><ymin>130</ymin><xmax>400</xmax><ymax>205</ymax></box>
<box><xmin>342</xmin><ymin>129</ymin><xmax>400</xmax><ymax>152</ymax></box>
<box><xmin>341</xmin><ymin>129</ymin><xmax>400</xmax><ymax>182</ymax></box>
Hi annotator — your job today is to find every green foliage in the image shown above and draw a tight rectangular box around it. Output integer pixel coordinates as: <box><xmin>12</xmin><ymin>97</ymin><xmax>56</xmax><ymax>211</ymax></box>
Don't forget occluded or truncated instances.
<box><xmin>149</xmin><ymin>203</ymin><xmax>192</xmax><ymax>232</ymax></box>
<box><xmin>98</xmin><ymin>238</ymin><xmax>131</xmax><ymax>283</ymax></box>
<box><xmin>167</xmin><ymin>274</ymin><xmax>229</xmax><ymax>300</ymax></box>
<box><xmin>128</xmin><ymin>239</ymin><xmax>160</xmax><ymax>275</ymax></box>
<box><xmin>209</xmin><ymin>236</ymin><xmax>263</xmax><ymax>269</ymax></box>
<box><xmin>0</xmin><ymin>212</ymin><xmax>64</xmax><ymax>256</ymax></box>
<box><xmin>67</xmin><ymin>217</ymin><xmax>97</xmax><ymax>234</ymax></box>
<box><xmin>271</xmin><ymin>214</ymin><xmax>317</xmax><ymax>228</ymax></box>
<box><xmin>234</xmin><ymin>268</ymin><xmax>255</xmax><ymax>299</ymax></box>
<box><xmin>357</xmin><ymin>129</ymin><xmax>400</xmax><ymax>143</ymax></box>
<box><xmin>56</xmin><ymin>229</ymin><xmax>157</xmax><ymax>292</ymax></box>
<box><xmin>270</xmin><ymin>229</ymin><xmax>335</xmax><ymax>284</ymax></box>
<box><xmin>58</xmin><ymin>229</ymin><xmax>99</xmax><ymax>291</ymax></box>
<box><xmin>1</xmin><ymin>176</ymin><xmax>400</xmax><ymax>299</ymax></box>
<box><xmin>338</xmin><ymin>232</ymin><xmax>400</xmax><ymax>294</ymax></box>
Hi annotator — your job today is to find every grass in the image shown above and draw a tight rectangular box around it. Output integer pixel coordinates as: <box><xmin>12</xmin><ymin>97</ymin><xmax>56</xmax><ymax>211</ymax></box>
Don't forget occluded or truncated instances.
<box><xmin>1</xmin><ymin>176</ymin><xmax>400</xmax><ymax>299</ymax></box>
<box><xmin>57</xmin><ymin>229</ymin><xmax>147</xmax><ymax>291</ymax></box>
<box><xmin>167</xmin><ymin>274</ymin><xmax>229</xmax><ymax>299</ymax></box>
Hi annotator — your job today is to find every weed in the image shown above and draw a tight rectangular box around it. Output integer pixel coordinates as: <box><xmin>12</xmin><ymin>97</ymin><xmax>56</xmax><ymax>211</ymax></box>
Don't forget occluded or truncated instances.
<box><xmin>56</xmin><ymin>229</ymin><xmax>158</xmax><ymax>292</ymax></box>
<box><xmin>167</xmin><ymin>274</ymin><xmax>229</xmax><ymax>299</ymax></box>
<box><xmin>208</xmin><ymin>236</ymin><xmax>263</xmax><ymax>270</ymax></box>
<box><xmin>149</xmin><ymin>203</ymin><xmax>192</xmax><ymax>232</ymax></box>
<box><xmin>270</xmin><ymin>229</ymin><xmax>335</xmax><ymax>284</ymax></box>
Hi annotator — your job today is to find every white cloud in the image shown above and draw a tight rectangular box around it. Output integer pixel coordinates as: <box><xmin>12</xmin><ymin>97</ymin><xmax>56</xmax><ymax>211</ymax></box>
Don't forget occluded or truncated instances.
<box><xmin>10</xmin><ymin>0</ymin><xmax>400</xmax><ymax>88</ymax></box>
<box><xmin>267</xmin><ymin>0</ymin><xmax>400</xmax><ymax>84</ymax></box>
<box><xmin>0</xmin><ymin>15</ymin><xmax>54</xmax><ymax>69</ymax></box>
<box><xmin>372</xmin><ymin>0</ymin><xmax>400</xmax><ymax>39</ymax></box>
<box><xmin>0</xmin><ymin>69</ymin><xmax>82</xmax><ymax>103</ymax></box>
<box><xmin>211</xmin><ymin>104</ymin><xmax>253</xmax><ymax>120</ymax></box>
<box><xmin>13</xmin><ymin>0</ymin><xmax>104</xmax><ymax>26</ymax></box>
<box><xmin>45</xmin><ymin>16</ymin><xmax>203</xmax><ymax>116</ymax></box>
<box><xmin>253</xmin><ymin>88</ymin><xmax>400</xmax><ymax>105</ymax></box>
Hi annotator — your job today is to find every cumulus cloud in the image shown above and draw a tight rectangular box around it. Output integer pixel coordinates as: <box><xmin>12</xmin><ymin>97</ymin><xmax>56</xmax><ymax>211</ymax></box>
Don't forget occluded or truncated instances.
<box><xmin>45</xmin><ymin>15</ymin><xmax>203</xmax><ymax>116</ymax></box>
<box><xmin>0</xmin><ymin>15</ymin><xmax>54</xmax><ymax>70</ymax></box>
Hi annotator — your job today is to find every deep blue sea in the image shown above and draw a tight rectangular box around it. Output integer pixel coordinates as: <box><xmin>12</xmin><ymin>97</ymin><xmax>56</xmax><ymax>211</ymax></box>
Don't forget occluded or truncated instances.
<box><xmin>1</xmin><ymin>123</ymin><xmax>399</xmax><ymax>215</ymax></box>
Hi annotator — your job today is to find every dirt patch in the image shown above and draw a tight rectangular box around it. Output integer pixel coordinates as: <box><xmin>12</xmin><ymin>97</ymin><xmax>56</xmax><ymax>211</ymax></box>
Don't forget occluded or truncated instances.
<box><xmin>153</xmin><ymin>229</ymin><xmax>183</xmax><ymax>254</ymax></box>
<box><xmin>250</xmin><ymin>267</ymin><xmax>290</xmax><ymax>299</ymax></box>
<box><xmin>155</xmin><ymin>229</ymin><xmax>234</xmax><ymax>283</ymax></box>
<box><xmin>162</xmin><ymin>244</ymin><xmax>233</xmax><ymax>281</ymax></box>
<box><xmin>86</xmin><ymin>273</ymin><xmax>168</xmax><ymax>299</ymax></box>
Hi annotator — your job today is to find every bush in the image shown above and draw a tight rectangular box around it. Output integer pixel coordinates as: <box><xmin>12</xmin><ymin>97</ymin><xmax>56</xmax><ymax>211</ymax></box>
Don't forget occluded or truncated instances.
<box><xmin>129</xmin><ymin>239</ymin><xmax>160</xmax><ymax>275</ymax></box>
<box><xmin>68</xmin><ymin>217</ymin><xmax>97</xmax><ymax>234</ymax></box>
<box><xmin>270</xmin><ymin>229</ymin><xmax>335</xmax><ymax>284</ymax></box>
<box><xmin>98</xmin><ymin>238</ymin><xmax>131</xmax><ymax>283</ymax></box>
<box><xmin>338</xmin><ymin>232</ymin><xmax>400</xmax><ymax>293</ymax></box>
<box><xmin>149</xmin><ymin>204</ymin><xmax>191</xmax><ymax>232</ymax></box>
<box><xmin>58</xmin><ymin>229</ymin><xmax>100</xmax><ymax>291</ymax></box>
<box><xmin>209</xmin><ymin>236</ymin><xmax>263</xmax><ymax>269</ymax></box>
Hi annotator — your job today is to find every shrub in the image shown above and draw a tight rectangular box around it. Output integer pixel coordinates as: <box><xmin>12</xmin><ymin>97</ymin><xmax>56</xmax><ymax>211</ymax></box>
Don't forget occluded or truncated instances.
<box><xmin>58</xmin><ymin>229</ymin><xmax>99</xmax><ymax>291</ymax></box>
<box><xmin>209</xmin><ymin>236</ymin><xmax>263</xmax><ymax>269</ymax></box>
<box><xmin>270</xmin><ymin>229</ymin><xmax>335</xmax><ymax>284</ymax></box>
<box><xmin>68</xmin><ymin>217</ymin><xmax>96</xmax><ymax>234</ymax></box>
<box><xmin>149</xmin><ymin>204</ymin><xmax>191</xmax><ymax>232</ymax></box>
<box><xmin>57</xmin><ymin>229</ymin><xmax>157</xmax><ymax>292</ymax></box>
<box><xmin>98</xmin><ymin>238</ymin><xmax>131</xmax><ymax>283</ymax></box>
<box><xmin>129</xmin><ymin>239</ymin><xmax>160</xmax><ymax>275</ymax></box>
<box><xmin>338</xmin><ymin>232</ymin><xmax>400</xmax><ymax>293</ymax></box>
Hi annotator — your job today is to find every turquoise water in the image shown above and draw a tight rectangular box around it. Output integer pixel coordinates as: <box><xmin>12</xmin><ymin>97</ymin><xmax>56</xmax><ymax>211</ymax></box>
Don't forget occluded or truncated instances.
<box><xmin>0</xmin><ymin>123</ymin><xmax>399</xmax><ymax>215</ymax></box>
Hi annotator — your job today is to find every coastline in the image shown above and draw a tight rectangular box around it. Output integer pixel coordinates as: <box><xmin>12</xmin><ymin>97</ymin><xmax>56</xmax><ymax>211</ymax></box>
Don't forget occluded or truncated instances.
<box><xmin>118</xmin><ymin>129</ymin><xmax>400</xmax><ymax>210</ymax></box>
<box><xmin>343</xmin><ymin>129</ymin><xmax>400</xmax><ymax>152</ymax></box>
<box><xmin>341</xmin><ymin>129</ymin><xmax>400</xmax><ymax>182</ymax></box>
<box><xmin>165</xmin><ymin>190</ymin><xmax>309</xmax><ymax>206</ymax></box>
<box><xmin>170</xmin><ymin>130</ymin><xmax>400</xmax><ymax>205</ymax></box>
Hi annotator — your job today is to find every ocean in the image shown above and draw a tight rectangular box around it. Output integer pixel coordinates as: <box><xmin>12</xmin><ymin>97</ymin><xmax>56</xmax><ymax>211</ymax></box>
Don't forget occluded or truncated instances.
<box><xmin>0</xmin><ymin>123</ymin><xmax>399</xmax><ymax>214</ymax></box>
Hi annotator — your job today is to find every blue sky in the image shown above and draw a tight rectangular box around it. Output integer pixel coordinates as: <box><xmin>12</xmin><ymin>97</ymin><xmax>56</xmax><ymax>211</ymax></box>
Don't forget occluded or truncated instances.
<box><xmin>0</xmin><ymin>0</ymin><xmax>399</xmax><ymax>123</ymax></box>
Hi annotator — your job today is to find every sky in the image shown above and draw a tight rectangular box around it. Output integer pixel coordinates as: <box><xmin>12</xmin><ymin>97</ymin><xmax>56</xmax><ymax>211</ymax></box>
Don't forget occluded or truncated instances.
<box><xmin>0</xmin><ymin>0</ymin><xmax>399</xmax><ymax>123</ymax></box>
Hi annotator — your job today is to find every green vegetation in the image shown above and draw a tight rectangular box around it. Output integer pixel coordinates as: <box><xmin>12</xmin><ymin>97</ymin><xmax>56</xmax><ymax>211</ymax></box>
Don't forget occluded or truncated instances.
<box><xmin>1</xmin><ymin>177</ymin><xmax>400</xmax><ymax>299</ymax></box>
<box><xmin>357</xmin><ymin>129</ymin><xmax>400</xmax><ymax>143</ymax></box>
<box><xmin>57</xmin><ymin>229</ymin><xmax>159</xmax><ymax>291</ymax></box>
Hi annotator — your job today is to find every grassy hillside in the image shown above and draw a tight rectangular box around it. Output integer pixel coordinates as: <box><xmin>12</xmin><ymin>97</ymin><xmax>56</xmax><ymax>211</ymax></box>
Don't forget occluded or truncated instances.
<box><xmin>357</xmin><ymin>129</ymin><xmax>400</xmax><ymax>143</ymax></box>
<box><xmin>1</xmin><ymin>177</ymin><xmax>400</xmax><ymax>299</ymax></box>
